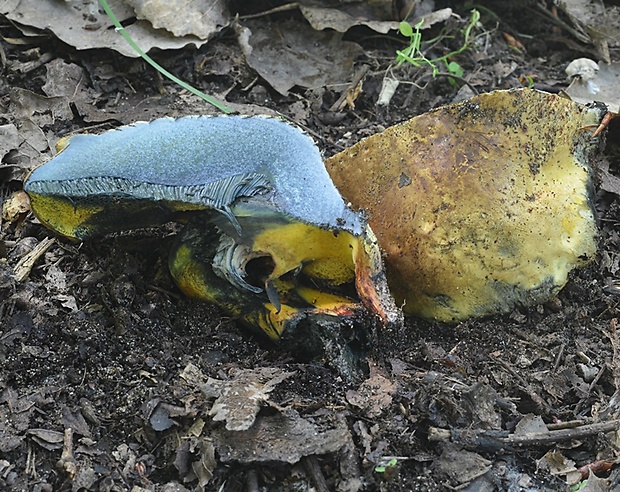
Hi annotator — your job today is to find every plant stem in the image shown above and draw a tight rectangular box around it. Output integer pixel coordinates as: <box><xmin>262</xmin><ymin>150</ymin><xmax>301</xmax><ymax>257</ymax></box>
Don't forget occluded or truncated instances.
<box><xmin>98</xmin><ymin>0</ymin><xmax>233</xmax><ymax>114</ymax></box>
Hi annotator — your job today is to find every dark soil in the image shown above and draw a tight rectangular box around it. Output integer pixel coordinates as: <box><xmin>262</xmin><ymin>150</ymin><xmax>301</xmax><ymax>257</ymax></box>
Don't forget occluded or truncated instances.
<box><xmin>2</xmin><ymin>1</ymin><xmax>620</xmax><ymax>491</ymax></box>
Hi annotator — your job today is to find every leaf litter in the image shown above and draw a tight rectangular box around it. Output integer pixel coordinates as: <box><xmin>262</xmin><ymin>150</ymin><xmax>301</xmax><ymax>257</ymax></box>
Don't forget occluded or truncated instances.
<box><xmin>1</xmin><ymin>1</ymin><xmax>620</xmax><ymax>490</ymax></box>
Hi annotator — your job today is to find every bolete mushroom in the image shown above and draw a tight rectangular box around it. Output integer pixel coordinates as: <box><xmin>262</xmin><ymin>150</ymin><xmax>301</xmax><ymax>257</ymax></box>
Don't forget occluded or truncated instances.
<box><xmin>24</xmin><ymin>116</ymin><xmax>399</xmax><ymax>340</ymax></box>
<box><xmin>325</xmin><ymin>89</ymin><xmax>606</xmax><ymax>321</ymax></box>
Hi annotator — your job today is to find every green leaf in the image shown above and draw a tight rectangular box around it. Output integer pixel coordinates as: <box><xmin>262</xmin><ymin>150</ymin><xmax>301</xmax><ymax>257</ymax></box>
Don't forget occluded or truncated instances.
<box><xmin>399</xmin><ymin>21</ymin><xmax>414</xmax><ymax>38</ymax></box>
<box><xmin>447</xmin><ymin>61</ymin><xmax>463</xmax><ymax>77</ymax></box>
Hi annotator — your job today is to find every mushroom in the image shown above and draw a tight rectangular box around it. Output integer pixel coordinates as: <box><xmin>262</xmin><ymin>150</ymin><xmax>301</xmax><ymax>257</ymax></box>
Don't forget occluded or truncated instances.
<box><xmin>24</xmin><ymin>116</ymin><xmax>400</xmax><ymax>340</ymax></box>
<box><xmin>325</xmin><ymin>89</ymin><xmax>606</xmax><ymax>321</ymax></box>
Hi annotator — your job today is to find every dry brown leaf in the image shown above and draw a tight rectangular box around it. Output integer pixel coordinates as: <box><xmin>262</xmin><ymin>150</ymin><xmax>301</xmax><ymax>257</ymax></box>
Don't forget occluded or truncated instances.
<box><xmin>298</xmin><ymin>5</ymin><xmax>399</xmax><ymax>33</ymax></box>
<box><xmin>514</xmin><ymin>414</ymin><xmax>548</xmax><ymax>435</ymax></box>
<box><xmin>27</xmin><ymin>428</ymin><xmax>64</xmax><ymax>450</ymax></box>
<box><xmin>565</xmin><ymin>60</ymin><xmax>620</xmax><ymax>113</ymax></box>
<box><xmin>203</xmin><ymin>368</ymin><xmax>294</xmax><ymax>431</ymax></box>
<box><xmin>345</xmin><ymin>362</ymin><xmax>396</xmax><ymax>418</ymax></box>
<box><xmin>0</xmin><ymin>124</ymin><xmax>22</xmax><ymax>160</ymax></box>
<box><xmin>213</xmin><ymin>409</ymin><xmax>351</xmax><ymax>464</ymax></box>
<box><xmin>0</xmin><ymin>0</ymin><xmax>211</xmax><ymax>58</ymax></box>
<box><xmin>127</xmin><ymin>0</ymin><xmax>229</xmax><ymax>39</ymax></box>
<box><xmin>555</xmin><ymin>0</ymin><xmax>620</xmax><ymax>63</ymax></box>
<box><xmin>236</xmin><ymin>18</ymin><xmax>361</xmax><ymax>96</ymax></box>
<box><xmin>190</xmin><ymin>438</ymin><xmax>216</xmax><ymax>489</ymax></box>
<box><xmin>1</xmin><ymin>191</ymin><xmax>29</xmax><ymax>223</ymax></box>
<box><xmin>435</xmin><ymin>444</ymin><xmax>492</xmax><ymax>485</ymax></box>
<box><xmin>42</xmin><ymin>59</ymin><xmax>86</xmax><ymax>99</ymax></box>
<box><xmin>299</xmin><ymin>5</ymin><xmax>452</xmax><ymax>33</ymax></box>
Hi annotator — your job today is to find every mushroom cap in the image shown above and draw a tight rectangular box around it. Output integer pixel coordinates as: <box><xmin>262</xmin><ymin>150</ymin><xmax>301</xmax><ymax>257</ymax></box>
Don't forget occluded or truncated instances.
<box><xmin>25</xmin><ymin>115</ymin><xmax>363</xmax><ymax>237</ymax></box>
<box><xmin>325</xmin><ymin>89</ymin><xmax>605</xmax><ymax>321</ymax></box>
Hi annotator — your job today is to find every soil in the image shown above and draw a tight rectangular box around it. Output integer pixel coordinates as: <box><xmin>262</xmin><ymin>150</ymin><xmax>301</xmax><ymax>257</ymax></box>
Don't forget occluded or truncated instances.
<box><xmin>2</xmin><ymin>1</ymin><xmax>620</xmax><ymax>491</ymax></box>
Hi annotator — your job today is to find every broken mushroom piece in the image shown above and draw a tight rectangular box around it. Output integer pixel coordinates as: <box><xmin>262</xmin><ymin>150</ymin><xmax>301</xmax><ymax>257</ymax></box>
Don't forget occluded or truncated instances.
<box><xmin>24</xmin><ymin>115</ymin><xmax>399</xmax><ymax>340</ymax></box>
<box><xmin>326</xmin><ymin>88</ymin><xmax>606</xmax><ymax>322</ymax></box>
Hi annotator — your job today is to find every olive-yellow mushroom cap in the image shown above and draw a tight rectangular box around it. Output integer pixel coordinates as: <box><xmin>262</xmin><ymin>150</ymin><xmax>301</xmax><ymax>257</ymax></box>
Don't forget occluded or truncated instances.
<box><xmin>326</xmin><ymin>89</ymin><xmax>605</xmax><ymax>321</ymax></box>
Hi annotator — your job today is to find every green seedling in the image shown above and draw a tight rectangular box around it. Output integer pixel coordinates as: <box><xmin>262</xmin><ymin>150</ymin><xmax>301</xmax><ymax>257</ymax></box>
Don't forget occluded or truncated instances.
<box><xmin>396</xmin><ymin>10</ymin><xmax>480</xmax><ymax>81</ymax></box>
<box><xmin>375</xmin><ymin>458</ymin><xmax>399</xmax><ymax>473</ymax></box>
<box><xmin>570</xmin><ymin>480</ymin><xmax>587</xmax><ymax>491</ymax></box>
<box><xmin>97</xmin><ymin>0</ymin><xmax>232</xmax><ymax>113</ymax></box>
<box><xmin>522</xmin><ymin>74</ymin><xmax>536</xmax><ymax>89</ymax></box>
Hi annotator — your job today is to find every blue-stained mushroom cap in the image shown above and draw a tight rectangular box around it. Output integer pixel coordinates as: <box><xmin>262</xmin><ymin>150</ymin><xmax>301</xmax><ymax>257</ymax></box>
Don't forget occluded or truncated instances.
<box><xmin>25</xmin><ymin>115</ymin><xmax>364</xmax><ymax>236</ymax></box>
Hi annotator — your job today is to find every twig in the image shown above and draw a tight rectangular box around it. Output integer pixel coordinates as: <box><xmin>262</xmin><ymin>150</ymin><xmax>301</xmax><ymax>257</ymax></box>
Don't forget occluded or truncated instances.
<box><xmin>238</xmin><ymin>2</ymin><xmax>300</xmax><ymax>20</ymax></box>
<box><xmin>500</xmin><ymin>420</ymin><xmax>620</xmax><ymax>447</ymax></box>
<box><xmin>14</xmin><ymin>237</ymin><xmax>55</xmax><ymax>282</ymax></box>
<box><xmin>531</xmin><ymin>4</ymin><xmax>590</xmax><ymax>44</ymax></box>
<box><xmin>304</xmin><ymin>455</ymin><xmax>330</xmax><ymax>492</ymax></box>
<box><xmin>57</xmin><ymin>428</ymin><xmax>77</xmax><ymax>479</ymax></box>
<box><xmin>329</xmin><ymin>65</ymin><xmax>371</xmax><ymax>112</ymax></box>
<box><xmin>428</xmin><ymin>419</ymin><xmax>620</xmax><ymax>450</ymax></box>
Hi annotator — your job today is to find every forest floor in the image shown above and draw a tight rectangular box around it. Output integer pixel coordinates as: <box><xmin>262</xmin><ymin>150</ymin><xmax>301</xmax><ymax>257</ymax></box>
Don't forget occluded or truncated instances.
<box><xmin>2</xmin><ymin>1</ymin><xmax>620</xmax><ymax>491</ymax></box>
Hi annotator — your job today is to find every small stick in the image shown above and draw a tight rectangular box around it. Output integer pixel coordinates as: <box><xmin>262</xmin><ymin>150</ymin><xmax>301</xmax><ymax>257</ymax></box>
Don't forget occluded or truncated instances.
<box><xmin>428</xmin><ymin>420</ymin><xmax>620</xmax><ymax>449</ymax></box>
<box><xmin>14</xmin><ymin>237</ymin><xmax>55</xmax><ymax>282</ymax></box>
<box><xmin>500</xmin><ymin>420</ymin><xmax>620</xmax><ymax>447</ymax></box>
<box><xmin>329</xmin><ymin>65</ymin><xmax>371</xmax><ymax>112</ymax></box>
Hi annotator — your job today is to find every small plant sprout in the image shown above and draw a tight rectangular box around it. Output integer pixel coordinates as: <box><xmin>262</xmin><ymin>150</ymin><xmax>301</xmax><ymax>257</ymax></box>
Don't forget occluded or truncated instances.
<box><xmin>396</xmin><ymin>9</ymin><xmax>480</xmax><ymax>80</ymax></box>
<box><xmin>375</xmin><ymin>458</ymin><xmax>399</xmax><ymax>473</ymax></box>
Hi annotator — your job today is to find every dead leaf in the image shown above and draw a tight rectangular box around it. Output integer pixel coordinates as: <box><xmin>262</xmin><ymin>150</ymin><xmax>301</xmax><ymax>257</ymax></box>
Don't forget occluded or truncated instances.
<box><xmin>190</xmin><ymin>438</ymin><xmax>216</xmax><ymax>489</ymax></box>
<box><xmin>435</xmin><ymin>444</ymin><xmax>492</xmax><ymax>485</ymax></box>
<box><xmin>555</xmin><ymin>0</ymin><xmax>620</xmax><ymax>63</ymax></box>
<box><xmin>9</xmin><ymin>118</ymin><xmax>49</xmax><ymax>169</ymax></box>
<box><xmin>298</xmin><ymin>5</ymin><xmax>400</xmax><ymax>33</ymax></box>
<box><xmin>54</xmin><ymin>294</ymin><xmax>78</xmax><ymax>312</ymax></box>
<box><xmin>143</xmin><ymin>397</ymin><xmax>191</xmax><ymax>432</ymax></box>
<box><xmin>45</xmin><ymin>264</ymin><xmax>67</xmax><ymax>292</ymax></box>
<box><xmin>579</xmin><ymin>471</ymin><xmax>609</xmax><ymax>492</ymax></box>
<box><xmin>565</xmin><ymin>60</ymin><xmax>620</xmax><ymax>113</ymax></box>
<box><xmin>597</xmin><ymin>159</ymin><xmax>620</xmax><ymax>196</ymax></box>
<box><xmin>10</xmin><ymin>87</ymin><xmax>72</xmax><ymax>129</ymax></box>
<box><xmin>71</xmin><ymin>462</ymin><xmax>99</xmax><ymax>492</ymax></box>
<box><xmin>0</xmin><ymin>124</ymin><xmax>22</xmax><ymax>159</ymax></box>
<box><xmin>204</xmin><ymin>368</ymin><xmax>293</xmax><ymax>431</ymax></box>
<box><xmin>179</xmin><ymin>363</ymin><xmax>209</xmax><ymax>387</ymax></box>
<box><xmin>1</xmin><ymin>191</ymin><xmax>30</xmax><ymax>223</ymax></box>
<box><xmin>345</xmin><ymin>362</ymin><xmax>396</xmax><ymax>418</ymax></box>
<box><xmin>461</xmin><ymin>383</ymin><xmax>502</xmax><ymax>430</ymax></box>
<box><xmin>536</xmin><ymin>449</ymin><xmax>580</xmax><ymax>485</ymax></box>
<box><xmin>0</xmin><ymin>431</ymin><xmax>24</xmax><ymax>453</ymax></box>
<box><xmin>213</xmin><ymin>409</ymin><xmax>351</xmax><ymax>464</ymax></box>
<box><xmin>514</xmin><ymin>414</ymin><xmax>548</xmax><ymax>435</ymax></box>
<box><xmin>27</xmin><ymin>428</ymin><xmax>64</xmax><ymax>450</ymax></box>
<box><xmin>127</xmin><ymin>0</ymin><xmax>229</xmax><ymax>39</ymax></box>
<box><xmin>61</xmin><ymin>406</ymin><xmax>92</xmax><ymax>438</ymax></box>
<box><xmin>236</xmin><ymin>18</ymin><xmax>361</xmax><ymax>96</ymax></box>
<box><xmin>0</xmin><ymin>0</ymin><xmax>211</xmax><ymax>58</ymax></box>
<box><xmin>42</xmin><ymin>59</ymin><xmax>86</xmax><ymax>99</ymax></box>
